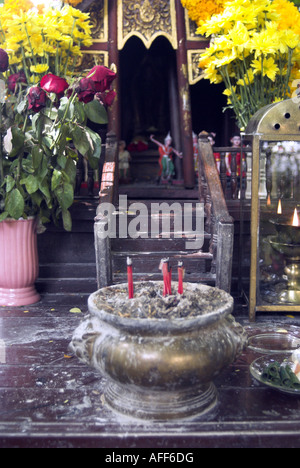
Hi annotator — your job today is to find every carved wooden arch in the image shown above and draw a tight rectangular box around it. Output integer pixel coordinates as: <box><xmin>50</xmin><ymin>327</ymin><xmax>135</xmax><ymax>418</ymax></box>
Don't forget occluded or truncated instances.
<box><xmin>117</xmin><ymin>0</ymin><xmax>178</xmax><ymax>50</ymax></box>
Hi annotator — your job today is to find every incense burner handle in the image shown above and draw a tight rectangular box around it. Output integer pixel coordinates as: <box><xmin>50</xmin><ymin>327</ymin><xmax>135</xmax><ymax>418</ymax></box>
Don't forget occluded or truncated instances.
<box><xmin>69</xmin><ymin>317</ymin><xmax>101</xmax><ymax>365</ymax></box>
<box><xmin>226</xmin><ymin>314</ymin><xmax>248</xmax><ymax>355</ymax></box>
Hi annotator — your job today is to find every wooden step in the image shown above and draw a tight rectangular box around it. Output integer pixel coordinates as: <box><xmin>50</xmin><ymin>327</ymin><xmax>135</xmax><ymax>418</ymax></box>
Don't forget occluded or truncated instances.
<box><xmin>112</xmin><ymin>236</ymin><xmax>210</xmax><ymax>254</ymax></box>
<box><xmin>119</xmin><ymin>185</ymin><xmax>199</xmax><ymax>200</ymax></box>
<box><xmin>36</xmin><ymin>277</ymin><xmax>97</xmax><ymax>294</ymax></box>
<box><xmin>38</xmin><ymin>263</ymin><xmax>96</xmax><ymax>279</ymax></box>
<box><xmin>113</xmin><ymin>271</ymin><xmax>216</xmax><ymax>286</ymax></box>
<box><xmin>109</xmin><ymin>196</ymin><xmax>213</xmax><ymax>285</ymax></box>
<box><xmin>112</xmin><ymin>251</ymin><xmax>213</xmax><ymax>284</ymax></box>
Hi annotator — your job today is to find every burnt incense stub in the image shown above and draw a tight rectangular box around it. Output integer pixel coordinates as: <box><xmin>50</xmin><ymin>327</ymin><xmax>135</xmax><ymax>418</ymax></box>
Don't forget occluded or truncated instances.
<box><xmin>70</xmin><ymin>281</ymin><xmax>246</xmax><ymax>421</ymax></box>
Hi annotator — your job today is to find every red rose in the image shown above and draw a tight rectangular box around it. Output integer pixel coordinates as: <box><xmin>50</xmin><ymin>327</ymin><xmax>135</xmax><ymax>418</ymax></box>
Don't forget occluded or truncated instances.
<box><xmin>7</xmin><ymin>71</ymin><xmax>27</xmax><ymax>92</ymax></box>
<box><xmin>76</xmin><ymin>77</ymin><xmax>96</xmax><ymax>103</ymax></box>
<box><xmin>97</xmin><ymin>89</ymin><xmax>116</xmax><ymax>107</ymax></box>
<box><xmin>0</xmin><ymin>49</ymin><xmax>8</xmax><ymax>73</ymax></box>
<box><xmin>86</xmin><ymin>66</ymin><xmax>116</xmax><ymax>92</ymax></box>
<box><xmin>40</xmin><ymin>74</ymin><xmax>69</xmax><ymax>96</ymax></box>
<box><xmin>27</xmin><ymin>86</ymin><xmax>47</xmax><ymax>112</ymax></box>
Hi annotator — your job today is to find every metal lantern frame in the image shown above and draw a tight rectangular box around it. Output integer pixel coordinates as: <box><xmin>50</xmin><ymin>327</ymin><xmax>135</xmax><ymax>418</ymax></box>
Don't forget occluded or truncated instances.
<box><xmin>243</xmin><ymin>98</ymin><xmax>300</xmax><ymax>321</ymax></box>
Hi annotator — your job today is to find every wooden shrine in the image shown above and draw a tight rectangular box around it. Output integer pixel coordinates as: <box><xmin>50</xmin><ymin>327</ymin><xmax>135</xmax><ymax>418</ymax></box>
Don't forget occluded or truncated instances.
<box><xmin>78</xmin><ymin>0</ymin><xmax>211</xmax><ymax>188</ymax></box>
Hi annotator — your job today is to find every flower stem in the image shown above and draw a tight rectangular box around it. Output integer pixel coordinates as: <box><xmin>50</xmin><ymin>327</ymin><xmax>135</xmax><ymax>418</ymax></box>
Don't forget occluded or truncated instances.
<box><xmin>50</xmin><ymin>88</ymin><xmax>76</xmax><ymax>150</ymax></box>
<box><xmin>63</xmin><ymin>18</ymin><xmax>76</xmax><ymax>77</ymax></box>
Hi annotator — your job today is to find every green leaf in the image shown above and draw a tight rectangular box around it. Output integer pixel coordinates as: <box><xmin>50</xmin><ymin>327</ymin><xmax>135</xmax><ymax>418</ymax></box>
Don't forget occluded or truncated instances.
<box><xmin>8</xmin><ymin>127</ymin><xmax>25</xmax><ymax>158</ymax></box>
<box><xmin>32</xmin><ymin>113</ymin><xmax>52</xmax><ymax>144</ymax></box>
<box><xmin>88</xmin><ymin>156</ymin><xmax>100</xmax><ymax>170</ymax></box>
<box><xmin>5</xmin><ymin>188</ymin><xmax>24</xmax><ymax>219</ymax></box>
<box><xmin>62</xmin><ymin>209</ymin><xmax>72</xmax><ymax>231</ymax></box>
<box><xmin>57</xmin><ymin>153</ymin><xmax>67</xmax><ymax>169</ymax></box>
<box><xmin>63</xmin><ymin>158</ymin><xmax>76</xmax><ymax>183</ymax></box>
<box><xmin>35</xmin><ymin>154</ymin><xmax>48</xmax><ymax>181</ymax></box>
<box><xmin>55</xmin><ymin>182</ymin><xmax>73</xmax><ymax>211</ymax></box>
<box><xmin>0</xmin><ymin>211</ymin><xmax>9</xmax><ymax>221</ymax></box>
<box><xmin>21</xmin><ymin>157</ymin><xmax>34</xmax><ymax>174</ymax></box>
<box><xmin>51</xmin><ymin>169</ymin><xmax>62</xmax><ymax>191</ymax></box>
<box><xmin>32</xmin><ymin>146</ymin><xmax>43</xmax><ymax>170</ymax></box>
<box><xmin>57</xmin><ymin>125</ymin><xmax>69</xmax><ymax>158</ymax></box>
<box><xmin>43</xmin><ymin>107</ymin><xmax>58</xmax><ymax>120</ymax></box>
<box><xmin>30</xmin><ymin>191</ymin><xmax>43</xmax><ymax>208</ymax></box>
<box><xmin>86</xmin><ymin>127</ymin><xmax>102</xmax><ymax>160</ymax></box>
<box><xmin>71</xmin><ymin>125</ymin><xmax>90</xmax><ymax>156</ymax></box>
<box><xmin>42</xmin><ymin>135</ymin><xmax>53</xmax><ymax>150</ymax></box>
<box><xmin>74</xmin><ymin>101</ymin><xmax>86</xmax><ymax>124</ymax></box>
<box><xmin>58</xmin><ymin>96</ymin><xmax>74</xmax><ymax>121</ymax></box>
<box><xmin>5</xmin><ymin>175</ymin><xmax>15</xmax><ymax>192</ymax></box>
<box><xmin>16</xmin><ymin>98</ymin><xmax>27</xmax><ymax>115</ymax></box>
<box><xmin>85</xmin><ymin>100</ymin><xmax>108</xmax><ymax>124</ymax></box>
<box><xmin>20</xmin><ymin>174</ymin><xmax>39</xmax><ymax>194</ymax></box>
<box><xmin>38</xmin><ymin>179</ymin><xmax>52</xmax><ymax>208</ymax></box>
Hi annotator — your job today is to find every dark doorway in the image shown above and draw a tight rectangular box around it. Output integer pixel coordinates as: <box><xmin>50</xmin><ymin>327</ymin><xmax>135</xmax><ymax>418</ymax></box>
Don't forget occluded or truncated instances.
<box><xmin>190</xmin><ymin>79</ymin><xmax>239</xmax><ymax>146</ymax></box>
<box><xmin>119</xmin><ymin>36</ymin><xmax>178</xmax><ymax>147</ymax></box>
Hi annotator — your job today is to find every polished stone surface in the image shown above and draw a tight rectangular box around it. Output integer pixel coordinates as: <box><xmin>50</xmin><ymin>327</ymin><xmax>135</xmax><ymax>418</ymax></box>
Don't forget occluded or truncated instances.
<box><xmin>1</xmin><ymin>292</ymin><xmax>300</xmax><ymax>448</ymax></box>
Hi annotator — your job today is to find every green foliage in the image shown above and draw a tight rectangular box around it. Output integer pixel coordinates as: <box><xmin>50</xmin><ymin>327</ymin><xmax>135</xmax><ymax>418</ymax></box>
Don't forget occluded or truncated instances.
<box><xmin>0</xmin><ymin>79</ymin><xmax>105</xmax><ymax>231</ymax></box>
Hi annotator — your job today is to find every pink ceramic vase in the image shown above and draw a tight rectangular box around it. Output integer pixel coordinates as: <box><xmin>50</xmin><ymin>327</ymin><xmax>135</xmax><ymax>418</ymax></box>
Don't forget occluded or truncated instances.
<box><xmin>0</xmin><ymin>217</ymin><xmax>40</xmax><ymax>306</ymax></box>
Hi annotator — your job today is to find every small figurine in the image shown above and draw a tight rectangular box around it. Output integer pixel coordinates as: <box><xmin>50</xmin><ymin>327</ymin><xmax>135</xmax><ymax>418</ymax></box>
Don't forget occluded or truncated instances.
<box><xmin>226</xmin><ymin>134</ymin><xmax>242</xmax><ymax>176</ymax></box>
<box><xmin>150</xmin><ymin>132</ymin><xmax>182</xmax><ymax>184</ymax></box>
<box><xmin>118</xmin><ymin>140</ymin><xmax>131</xmax><ymax>183</ymax></box>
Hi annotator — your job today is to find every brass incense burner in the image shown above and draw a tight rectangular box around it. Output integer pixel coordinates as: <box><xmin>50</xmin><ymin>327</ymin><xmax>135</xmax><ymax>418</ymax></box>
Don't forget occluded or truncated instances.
<box><xmin>70</xmin><ymin>281</ymin><xmax>246</xmax><ymax>421</ymax></box>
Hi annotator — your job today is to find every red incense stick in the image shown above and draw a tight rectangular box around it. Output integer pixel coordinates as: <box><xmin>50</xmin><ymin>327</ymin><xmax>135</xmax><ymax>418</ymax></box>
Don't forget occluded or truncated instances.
<box><xmin>162</xmin><ymin>261</ymin><xmax>169</xmax><ymax>296</ymax></box>
<box><xmin>160</xmin><ymin>258</ymin><xmax>171</xmax><ymax>296</ymax></box>
<box><xmin>168</xmin><ymin>266</ymin><xmax>172</xmax><ymax>295</ymax></box>
<box><xmin>178</xmin><ymin>261</ymin><xmax>184</xmax><ymax>294</ymax></box>
<box><xmin>127</xmin><ymin>257</ymin><xmax>134</xmax><ymax>299</ymax></box>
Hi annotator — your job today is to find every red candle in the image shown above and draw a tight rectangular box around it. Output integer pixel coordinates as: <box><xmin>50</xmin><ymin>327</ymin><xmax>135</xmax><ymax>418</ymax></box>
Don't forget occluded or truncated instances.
<box><xmin>178</xmin><ymin>261</ymin><xmax>184</xmax><ymax>294</ymax></box>
<box><xmin>127</xmin><ymin>257</ymin><xmax>134</xmax><ymax>299</ymax></box>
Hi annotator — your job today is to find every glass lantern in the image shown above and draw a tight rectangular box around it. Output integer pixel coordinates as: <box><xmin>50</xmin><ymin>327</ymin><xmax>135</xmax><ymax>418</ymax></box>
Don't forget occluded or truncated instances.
<box><xmin>243</xmin><ymin>98</ymin><xmax>300</xmax><ymax>321</ymax></box>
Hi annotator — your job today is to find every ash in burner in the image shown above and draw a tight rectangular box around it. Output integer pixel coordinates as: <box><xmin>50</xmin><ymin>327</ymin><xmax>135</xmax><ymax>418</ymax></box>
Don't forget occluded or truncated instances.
<box><xmin>93</xmin><ymin>282</ymin><xmax>228</xmax><ymax>320</ymax></box>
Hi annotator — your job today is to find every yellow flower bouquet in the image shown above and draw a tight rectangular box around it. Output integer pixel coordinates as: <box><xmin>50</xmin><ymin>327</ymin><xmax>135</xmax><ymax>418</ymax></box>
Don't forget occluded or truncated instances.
<box><xmin>0</xmin><ymin>0</ymin><xmax>116</xmax><ymax>230</ymax></box>
<box><xmin>185</xmin><ymin>0</ymin><xmax>300</xmax><ymax>129</ymax></box>
<box><xmin>0</xmin><ymin>0</ymin><xmax>92</xmax><ymax>80</ymax></box>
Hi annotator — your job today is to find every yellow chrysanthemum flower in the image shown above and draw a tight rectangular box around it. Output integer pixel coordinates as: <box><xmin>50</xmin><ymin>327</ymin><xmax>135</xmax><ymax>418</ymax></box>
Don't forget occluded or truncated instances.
<box><xmin>228</xmin><ymin>21</ymin><xmax>250</xmax><ymax>54</ymax></box>
<box><xmin>250</xmin><ymin>30</ymin><xmax>280</xmax><ymax>58</ymax></box>
<box><xmin>30</xmin><ymin>63</ymin><xmax>49</xmax><ymax>75</ymax></box>
<box><xmin>251</xmin><ymin>57</ymin><xmax>280</xmax><ymax>81</ymax></box>
<box><xmin>223</xmin><ymin>87</ymin><xmax>235</xmax><ymax>96</ymax></box>
<box><xmin>236</xmin><ymin>70</ymin><xmax>255</xmax><ymax>87</ymax></box>
<box><xmin>282</xmin><ymin>30</ymin><xmax>300</xmax><ymax>51</ymax></box>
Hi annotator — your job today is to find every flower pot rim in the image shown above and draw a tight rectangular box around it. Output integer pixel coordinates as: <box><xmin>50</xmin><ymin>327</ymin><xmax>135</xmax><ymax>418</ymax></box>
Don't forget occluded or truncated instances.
<box><xmin>0</xmin><ymin>215</ymin><xmax>36</xmax><ymax>223</ymax></box>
